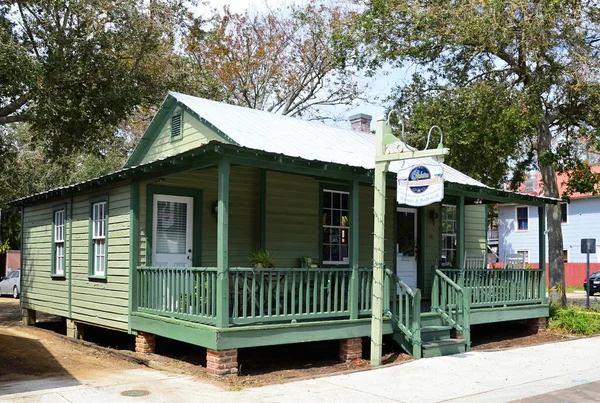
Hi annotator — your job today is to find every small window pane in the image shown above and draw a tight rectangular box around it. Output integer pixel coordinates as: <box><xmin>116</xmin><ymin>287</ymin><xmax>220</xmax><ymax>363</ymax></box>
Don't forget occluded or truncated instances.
<box><xmin>322</xmin><ymin>189</ymin><xmax>350</xmax><ymax>264</ymax></box>
<box><xmin>341</xmin><ymin>194</ymin><xmax>349</xmax><ymax>210</ymax></box>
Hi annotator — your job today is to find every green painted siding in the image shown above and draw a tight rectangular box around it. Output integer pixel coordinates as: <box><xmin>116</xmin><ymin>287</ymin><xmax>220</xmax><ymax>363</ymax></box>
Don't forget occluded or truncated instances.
<box><xmin>421</xmin><ymin>203</ymin><xmax>441</xmax><ymax>299</ymax></box>
<box><xmin>465</xmin><ymin>205</ymin><xmax>487</xmax><ymax>256</ymax></box>
<box><xmin>140</xmin><ymin>111</ymin><xmax>226</xmax><ymax>165</ymax></box>
<box><xmin>70</xmin><ymin>184</ymin><xmax>131</xmax><ymax>330</ymax></box>
<box><xmin>22</xmin><ymin>199</ymin><xmax>71</xmax><ymax>316</ymax></box>
<box><xmin>138</xmin><ymin>166</ymin><xmax>260</xmax><ymax>267</ymax></box>
<box><xmin>265</xmin><ymin>172</ymin><xmax>319</xmax><ymax>267</ymax></box>
<box><xmin>358</xmin><ymin>184</ymin><xmax>395</xmax><ymax>269</ymax></box>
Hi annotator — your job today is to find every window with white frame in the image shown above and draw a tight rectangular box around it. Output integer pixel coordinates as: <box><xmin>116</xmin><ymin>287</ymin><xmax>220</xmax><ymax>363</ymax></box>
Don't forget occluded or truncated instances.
<box><xmin>516</xmin><ymin>250</ymin><xmax>529</xmax><ymax>263</ymax></box>
<box><xmin>560</xmin><ymin>203</ymin><xmax>568</xmax><ymax>224</ymax></box>
<box><xmin>53</xmin><ymin>209</ymin><xmax>65</xmax><ymax>276</ymax></box>
<box><xmin>322</xmin><ymin>189</ymin><xmax>349</xmax><ymax>264</ymax></box>
<box><xmin>91</xmin><ymin>201</ymin><xmax>107</xmax><ymax>276</ymax></box>
<box><xmin>441</xmin><ymin>205</ymin><xmax>457</xmax><ymax>267</ymax></box>
<box><xmin>516</xmin><ymin>206</ymin><xmax>529</xmax><ymax>230</ymax></box>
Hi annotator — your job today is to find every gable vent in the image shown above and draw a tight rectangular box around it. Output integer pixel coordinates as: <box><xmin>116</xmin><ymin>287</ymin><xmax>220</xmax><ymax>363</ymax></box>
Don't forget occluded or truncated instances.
<box><xmin>171</xmin><ymin>114</ymin><xmax>182</xmax><ymax>138</ymax></box>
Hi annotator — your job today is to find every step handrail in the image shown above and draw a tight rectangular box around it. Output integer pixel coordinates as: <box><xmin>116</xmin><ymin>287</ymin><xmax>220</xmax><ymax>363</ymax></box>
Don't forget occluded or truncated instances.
<box><xmin>432</xmin><ymin>269</ymin><xmax>471</xmax><ymax>350</ymax></box>
<box><xmin>385</xmin><ymin>269</ymin><xmax>422</xmax><ymax>359</ymax></box>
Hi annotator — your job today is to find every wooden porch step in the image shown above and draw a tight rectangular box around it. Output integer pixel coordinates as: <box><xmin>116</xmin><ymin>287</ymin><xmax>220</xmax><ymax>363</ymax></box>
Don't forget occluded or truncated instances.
<box><xmin>422</xmin><ymin>339</ymin><xmax>468</xmax><ymax>358</ymax></box>
<box><xmin>420</xmin><ymin>325</ymin><xmax>452</xmax><ymax>342</ymax></box>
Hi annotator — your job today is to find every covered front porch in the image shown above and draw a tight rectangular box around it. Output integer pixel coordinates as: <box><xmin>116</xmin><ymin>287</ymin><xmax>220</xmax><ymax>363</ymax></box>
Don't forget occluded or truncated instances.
<box><xmin>127</xmin><ymin>142</ymin><xmax>553</xmax><ymax>370</ymax></box>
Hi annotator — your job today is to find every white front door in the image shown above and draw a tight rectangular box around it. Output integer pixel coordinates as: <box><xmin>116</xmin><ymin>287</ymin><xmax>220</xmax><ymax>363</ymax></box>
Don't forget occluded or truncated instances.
<box><xmin>396</xmin><ymin>208</ymin><xmax>417</xmax><ymax>289</ymax></box>
<box><xmin>152</xmin><ymin>194</ymin><xmax>194</xmax><ymax>267</ymax></box>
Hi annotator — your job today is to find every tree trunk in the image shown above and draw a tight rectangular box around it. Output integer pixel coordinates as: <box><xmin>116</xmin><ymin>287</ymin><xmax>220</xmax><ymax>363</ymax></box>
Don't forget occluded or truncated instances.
<box><xmin>537</xmin><ymin>116</ymin><xmax>567</xmax><ymax>306</ymax></box>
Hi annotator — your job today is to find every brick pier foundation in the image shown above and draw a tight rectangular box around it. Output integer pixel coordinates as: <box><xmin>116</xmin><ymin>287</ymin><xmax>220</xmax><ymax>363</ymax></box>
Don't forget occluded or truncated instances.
<box><xmin>206</xmin><ymin>348</ymin><xmax>238</xmax><ymax>376</ymax></box>
<box><xmin>135</xmin><ymin>332</ymin><xmax>156</xmax><ymax>354</ymax></box>
<box><xmin>339</xmin><ymin>337</ymin><xmax>362</xmax><ymax>362</ymax></box>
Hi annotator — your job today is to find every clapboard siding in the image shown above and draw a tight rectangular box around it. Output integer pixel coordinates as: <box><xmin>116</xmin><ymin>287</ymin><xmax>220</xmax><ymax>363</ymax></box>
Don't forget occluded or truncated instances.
<box><xmin>465</xmin><ymin>205</ymin><xmax>487</xmax><ymax>257</ymax></box>
<box><xmin>138</xmin><ymin>166</ymin><xmax>260</xmax><ymax>268</ymax></box>
<box><xmin>21</xmin><ymin>197</ymin><xmax>71</xmax><ymax>316</ymax></box>
<box><xmin>358</xmin><ymin>185</ymin><xmax>395</xmax><ymax>270</ymax></box>
<box><xmin>141</xmin><ymin>110</ymin><xmax>226</xmax><ymax>164</ymax></box>
<box><xmin>498</xmin><ymin>205</ymin><xmax>540</xmax><ymax>263</ymax></box>
<box><xmin>70</xmin><ymin>184</ymin><xmax>131</xmax><ymax>331</ymax></box>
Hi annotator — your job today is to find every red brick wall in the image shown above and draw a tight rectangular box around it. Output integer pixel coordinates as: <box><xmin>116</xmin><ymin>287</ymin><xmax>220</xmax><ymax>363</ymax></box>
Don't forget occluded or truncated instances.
<box><xmin>5</xmin><ymin>250</ymin><xmax>20</xmax><ymax>276</ymax></box>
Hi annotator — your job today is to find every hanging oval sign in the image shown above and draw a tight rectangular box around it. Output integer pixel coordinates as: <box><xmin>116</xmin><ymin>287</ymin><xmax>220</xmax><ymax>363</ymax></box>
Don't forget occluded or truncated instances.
<box><xmin>397</xmin><ymin>164</ymin><xmax>444</xmax><ymax>206</ymax></box>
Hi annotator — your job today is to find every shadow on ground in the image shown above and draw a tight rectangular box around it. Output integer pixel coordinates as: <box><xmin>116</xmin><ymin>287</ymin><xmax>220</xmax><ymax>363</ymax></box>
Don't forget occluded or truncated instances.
<box><xmin>0</xmin><ymin>333</ymin><xmax>79</xmax><ymax>396</ymax></box>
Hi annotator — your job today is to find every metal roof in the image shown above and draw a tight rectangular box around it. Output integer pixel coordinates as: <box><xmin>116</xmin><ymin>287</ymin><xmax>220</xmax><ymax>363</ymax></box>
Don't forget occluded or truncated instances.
<box><xmin>169</xmin><ymin>92</ymin><xmax>489</xmax><ymax>188</ymax></box>
<box><xmin>10</xmin><ymin>92</ymin><xmax>561</xmax><ymax>206</ymax></box>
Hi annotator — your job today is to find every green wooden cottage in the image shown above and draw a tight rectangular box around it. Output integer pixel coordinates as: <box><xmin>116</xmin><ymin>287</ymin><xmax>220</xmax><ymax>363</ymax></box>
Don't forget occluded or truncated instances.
<box><xmin>13</xmin><ymin>92</ymin><xmax>557</xmax><ymax>375</ymax></box>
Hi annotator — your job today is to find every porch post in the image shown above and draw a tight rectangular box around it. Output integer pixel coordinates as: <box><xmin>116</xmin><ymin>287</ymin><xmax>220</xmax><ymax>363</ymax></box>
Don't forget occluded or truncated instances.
<box><xmin>456</xmin><ymin>196</ymin><xmax>465</xmax><ymax>269</ymax></box>
<box><xmin>217</xmin><ymin>158</ymin><xmax>230</xmax><ymax>328</ymax></box>
<box><xmin>538</xmin><ymin>205</ymin><xmax>547</xmax><ymax>304</ymax></box>
<box><xmin>349</xmin><ymin>179</ymin><xmax>360</xmax><ymax>320</ymax></box>
<box><xmin>371</xmin><ymin>117</ymin><xmax>389</xmax><ymax>366</ymax></box>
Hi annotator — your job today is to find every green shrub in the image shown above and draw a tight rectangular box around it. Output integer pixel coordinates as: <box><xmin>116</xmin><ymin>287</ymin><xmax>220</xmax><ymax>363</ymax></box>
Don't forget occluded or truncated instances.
<box><xmin>549</xmin><ymin>304</ymin><xmax>600</xmax><ymax>335</ymax></box>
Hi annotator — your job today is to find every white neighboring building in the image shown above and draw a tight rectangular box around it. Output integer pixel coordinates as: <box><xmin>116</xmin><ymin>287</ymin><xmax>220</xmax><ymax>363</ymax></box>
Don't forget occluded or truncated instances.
<box><xmin>498</xmin><ymin>170</ymin><xmax>600</xmax><ymax>263</ymax></box>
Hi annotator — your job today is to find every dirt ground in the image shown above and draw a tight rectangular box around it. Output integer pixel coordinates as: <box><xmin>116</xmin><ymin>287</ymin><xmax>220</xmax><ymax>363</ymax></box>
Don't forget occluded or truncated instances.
<box><xmin>0</xmin><ymin>297</ymin><xmax>577</xmax><ymax>390</ymax></box>
<box><xmin>0</xmin><ymin>298</ymin><xmax>141</xmax><ymax>385</ymax></box>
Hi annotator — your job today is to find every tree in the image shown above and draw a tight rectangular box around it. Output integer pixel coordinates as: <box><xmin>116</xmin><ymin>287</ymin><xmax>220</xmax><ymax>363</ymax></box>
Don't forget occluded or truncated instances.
<box><xmin>0</xmin><ymin>123</ymin><xmax>128</xmax><ymax>250</ymax></box>
<box><xmin>0</xmin><ymin>0</ymin><xmax>188</xmax><ymax>155</ymax></box>
<box><xmin>184</xmin><ymin>2</ymin><xmax>362</xmax><ymax>119</ymax></box>
<box><xmin>361</xmin><ymin>0</ymin><xmax>600</xmax><ymax>305</ymax></box>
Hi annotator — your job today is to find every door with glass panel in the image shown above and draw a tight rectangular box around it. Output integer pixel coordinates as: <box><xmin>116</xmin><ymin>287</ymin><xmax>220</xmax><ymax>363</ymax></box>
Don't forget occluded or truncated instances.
<box><xmin>152</xmin><ymin>194</ymin><xmax>194</xmax><ymax>267</ymax></box>
<box><xmin>396</xmin><ymin>207</ymin><xmax>417</xmax><ymax>289</ymax></box>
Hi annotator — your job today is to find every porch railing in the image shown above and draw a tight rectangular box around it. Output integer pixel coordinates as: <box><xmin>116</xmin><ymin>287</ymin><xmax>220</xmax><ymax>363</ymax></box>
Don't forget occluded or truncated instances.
<box><xmin>136</xmin><ymin>266</ymin><xmax>218</xmax><ymax>325</ymax></box>
<box><xmin>134</xmin><ymin>266</ymin><xmax>377</xmax><ymax>327</ymax></box>
<box><xmin>385</xmin><ymin>268</ymin><xmax>421</xmax><ymax>359</ymax></box>
<box><xmin>229</xmin><ymin>267</ymin><xmax>374</xmax><ymax>325</ymax></box>
<box><xmin>441</xmin><ymin>268</ymin><xmax>543</xmax><ymax>308</ymax></box>
<box><xmin>432</xmin><ymin>269</ymin><xmax>470</xmax><ymax>347</ymax></box>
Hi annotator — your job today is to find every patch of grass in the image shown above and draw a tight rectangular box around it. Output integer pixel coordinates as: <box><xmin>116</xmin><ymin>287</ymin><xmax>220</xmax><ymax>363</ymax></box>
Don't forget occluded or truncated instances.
<box><xmin>566</xmin><ymin>286</ymin><xmax>584</xmax><ymax>293</ymax></box>
<box><xmin>549</xmin><ymin>304</ymin><xmax>600</xmax><ymax>335</ymax></box>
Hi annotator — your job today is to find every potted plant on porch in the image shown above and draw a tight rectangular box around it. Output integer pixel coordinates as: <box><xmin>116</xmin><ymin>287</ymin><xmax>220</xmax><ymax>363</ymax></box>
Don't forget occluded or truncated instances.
<box><xmin>248</xmin><ymin>249</ymin><xmax>275</xmax><ymax>268</ymax></box>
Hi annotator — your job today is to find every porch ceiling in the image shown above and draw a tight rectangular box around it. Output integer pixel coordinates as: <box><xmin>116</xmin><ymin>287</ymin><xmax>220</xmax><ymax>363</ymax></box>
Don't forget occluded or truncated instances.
<box><xmin>10</xmin><ymin>141</ymin><xmax>560</xmax><ymax>207</ymax></box>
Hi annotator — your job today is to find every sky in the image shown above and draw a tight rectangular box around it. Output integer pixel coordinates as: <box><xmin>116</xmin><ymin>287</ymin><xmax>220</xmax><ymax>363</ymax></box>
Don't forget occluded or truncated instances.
<box><xmin>200</xmin><ymin>0</ymin><xmax>411</xmax><ymax>131</ymax></box>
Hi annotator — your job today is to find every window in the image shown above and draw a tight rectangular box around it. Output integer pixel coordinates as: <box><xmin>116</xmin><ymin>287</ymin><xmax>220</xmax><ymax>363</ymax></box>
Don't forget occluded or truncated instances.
<box><xmin>516</xmin><ymin>206</ymin><xmax>528</xmax><ymax>230</ymax></box>
<box><xmin>563</xmin><ymin>249</ymin><xmax>569</xmax><ymax>263</ymax></box>
<box><xmin>560</xmin><ymin>203</ymin><xmax>568</xmax><ymax>224</ymax></box>
<box><xmin>441</xmin><ymin>205</ymin><xmax>456</xmax><ymax>267</ymax></box>
<box><xmin>90</xmin><ymin>201</ymin><xmax>107</xmax><ymax>277</ymax></box>
<box><xmin>517</xmin><ymin>250</ymin><xmax>529</xmax><ymax>263</ymax></box>
<box><xmin>52</xmin><ymin>209</ymin><xmax>65</xmax><ymax>276</ymax></box>
<box><xmin>322</xmin><ymin>189</ymin><xmax>349</xmax><ymax>264</ymax></box>
<box><xmin>170</xmin><ymin>114</ymin><xmax>182</xmax><ymax>140</ymax></box>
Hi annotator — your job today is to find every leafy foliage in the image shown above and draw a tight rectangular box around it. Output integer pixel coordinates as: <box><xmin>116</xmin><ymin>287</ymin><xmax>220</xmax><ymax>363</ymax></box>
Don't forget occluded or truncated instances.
<box><xmin>0</xmin><ymin>0</ymin><xmax>188</xmax><ymax>155</ymax></box>
<box><xmin>549</xmin><ymin>304</ymin><xmax>600</xmax><ymax>335</ymax></box>
<box><xmin>185</xmin><ymin>2</ymin><xmax>361</xmax><ymax>119</ymax></box>
<box><xmin>360</xmin><ymin>0</ymin><xmax>600</xmax><ymax>305</ymax></box>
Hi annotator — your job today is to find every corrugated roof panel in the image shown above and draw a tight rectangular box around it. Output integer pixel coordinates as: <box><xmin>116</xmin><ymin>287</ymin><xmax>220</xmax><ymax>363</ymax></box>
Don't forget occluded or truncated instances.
<box><xmin>170</xmin><ymin>92</ymin><xmax>489</xmax><ymax>188</ymax></box>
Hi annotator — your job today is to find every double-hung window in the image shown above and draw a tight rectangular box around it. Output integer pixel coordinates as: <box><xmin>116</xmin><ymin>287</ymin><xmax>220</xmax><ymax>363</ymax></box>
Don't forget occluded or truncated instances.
<box><xmin>441</xmin><ymin>205</ymin><xmax>457</xmax><ymax>266</ymax></box>
<box><xmin>322</xmin><ymin>189</ymin><xmax>349</xmax><ymax>264</ymax></box>
<box><xmin>91</xmin><ymin>201</ymin><xmax>107</xmax><ymax>277</ymax></box>
<box><xmin>53</xmin><ymin>209</ymin><xmax>65</xmax><ymax>276</ymax></box>
<box><xmin>560</xmin><ymin>203</ymin><xmax>568</xmax><ymax>224</ymax></box>
<box><xmin>516</xmin><ymin>206</ymin><xmax>528</xmax><ymax>230</ymax></box>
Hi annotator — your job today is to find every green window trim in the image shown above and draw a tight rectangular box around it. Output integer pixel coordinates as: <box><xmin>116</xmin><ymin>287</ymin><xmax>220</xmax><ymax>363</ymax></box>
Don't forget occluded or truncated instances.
<box><xmin>88</xmin><ymin>195</ymin><xmax>109</xmax><ymax>280</ymax></box>
<box><xmin>170</xmin><ymin>113</ymin><xmax>183</xmax><ymax>142</ymax></box>
<box><xmin>51</xmin><ymin>203</ymin><xmax>67</xmax><ymax>278</ymax></box>
<box><xmin>319</xmin><ymin>183</ymin><xmax>350</xmax><ymax>267</ymax></box>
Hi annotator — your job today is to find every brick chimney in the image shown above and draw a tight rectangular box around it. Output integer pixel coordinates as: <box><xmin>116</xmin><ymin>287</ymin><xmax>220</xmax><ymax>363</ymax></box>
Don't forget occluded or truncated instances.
<box><xmin>349</xmin><ymin>113</ymin><xmax>372</xmax><ymax>133</ymax></box>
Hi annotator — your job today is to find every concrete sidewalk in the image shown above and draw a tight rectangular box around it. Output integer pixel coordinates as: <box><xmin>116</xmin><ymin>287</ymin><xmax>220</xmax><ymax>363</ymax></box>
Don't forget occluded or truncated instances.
<box><xmin>3</xmin><ymin>336</ymin><xmax>600</xmax><ymax>402</ymax></box>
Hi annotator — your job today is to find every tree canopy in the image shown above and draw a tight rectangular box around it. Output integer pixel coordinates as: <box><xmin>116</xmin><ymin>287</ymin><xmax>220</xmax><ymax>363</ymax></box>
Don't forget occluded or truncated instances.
<box><xmin>0</xmin><ymin>0</ymin><xmax>188</xmax><ymax>154</ymax></box>
<box><xmin>361</xmin><ymin>0</ymin><xmax>600</xmax><ymax>304</ymax></box>
<box><xmin>185</xmin><ymin>2</ymin><xmax>361</xmax><ymax>120</ymax></box>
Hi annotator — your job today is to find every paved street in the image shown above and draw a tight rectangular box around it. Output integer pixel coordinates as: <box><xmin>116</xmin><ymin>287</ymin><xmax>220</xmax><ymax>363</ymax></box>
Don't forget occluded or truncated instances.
<box><xmin>2</xmin><ymin>335</ymin><xmax>600</xmax><ymax>402</ymax></box>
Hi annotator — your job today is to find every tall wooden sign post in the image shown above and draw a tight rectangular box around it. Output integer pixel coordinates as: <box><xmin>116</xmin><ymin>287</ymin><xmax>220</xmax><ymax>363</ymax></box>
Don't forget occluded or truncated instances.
<box><xmin>370</xmin><ymin>116</ymin><xmax>449</xmax><ymax>366</ymax></box>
